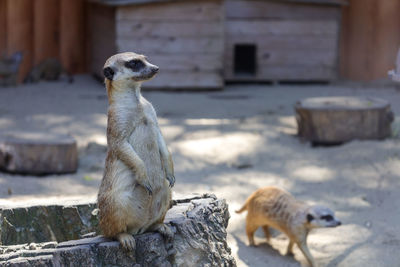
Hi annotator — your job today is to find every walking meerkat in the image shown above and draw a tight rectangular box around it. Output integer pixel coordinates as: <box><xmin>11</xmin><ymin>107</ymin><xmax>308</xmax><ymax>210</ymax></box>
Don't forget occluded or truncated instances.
<box><xmin>236</xmin><ymin>186</ymin><xmax>341</xmax><ymax>267</ymax></box>
<box><xmin>97</xmin><ymin>52</ymin><xmax>175</xmax><ymax>251</ymax></box>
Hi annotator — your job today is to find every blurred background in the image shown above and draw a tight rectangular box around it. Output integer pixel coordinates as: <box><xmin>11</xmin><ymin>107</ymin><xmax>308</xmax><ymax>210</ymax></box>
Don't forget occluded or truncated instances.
<box><xmin>1</xmin><ymin>0</ymin><xmax>400</xmax><ymax>87</ymax></box>
<box><xmin>1</xmin><ymin>0</ymin><xmax>400</xmax><ymax>266</ymax></box>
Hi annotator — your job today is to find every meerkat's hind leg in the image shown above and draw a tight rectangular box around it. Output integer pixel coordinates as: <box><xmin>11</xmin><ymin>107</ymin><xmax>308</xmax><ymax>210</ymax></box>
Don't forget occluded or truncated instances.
<box><xmin>117</xmin><ymin>233</ymin><xmax>136</xmax><ymax>251</ymax></box>
<box><xmin>245</xmin><ymin>221</ymin><xmax>258</xmax><ymax>246</ymax></box>
<box><xmin>151</xmin><ymin>223</ymin><xmax>174</xmax><ymax>240</ymax></box>
<box><xmin>262</xmin><ymin>225</ymin><xmax>271</xmax><ymax>241</ymax></box>
<box><xmin>286</xmin><ymin>240</ymin><xmax>294</xmax><ymax>256</ymax></box>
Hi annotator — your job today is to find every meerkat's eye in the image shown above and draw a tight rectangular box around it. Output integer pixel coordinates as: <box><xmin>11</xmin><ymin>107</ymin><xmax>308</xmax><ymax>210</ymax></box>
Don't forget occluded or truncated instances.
<box><xmin>307</xmin><ymin>214</ymin><xmax>314</xmax><ymax>222</ymax></box>
<box><xmin>321</xmin><ymin>215</ymin><xmax>334</xmax><ymax>221</ymax></box>
<box><xmin>125</xmin><ymin>59</ymin><xmax>145</xmax><ymax>72</ymax></box>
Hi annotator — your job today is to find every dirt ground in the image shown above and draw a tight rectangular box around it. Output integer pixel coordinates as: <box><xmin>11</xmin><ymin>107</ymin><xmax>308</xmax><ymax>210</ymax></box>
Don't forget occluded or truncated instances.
<box><xmin>1</xmin><ymin>75</ymin><xmax>400</xmax><ymax>267</ymax></box>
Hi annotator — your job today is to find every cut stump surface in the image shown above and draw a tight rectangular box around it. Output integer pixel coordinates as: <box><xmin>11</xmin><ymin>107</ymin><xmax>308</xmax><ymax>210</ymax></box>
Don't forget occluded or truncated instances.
<box><xmin>0</xmin><ymin>132</ymin><xmax>77</xmax><ymax>175</ymax></box>
<box><xmin>295</xmin><ymin>96</ymin><xmax>394</xmax><ymax>144</ymax></box>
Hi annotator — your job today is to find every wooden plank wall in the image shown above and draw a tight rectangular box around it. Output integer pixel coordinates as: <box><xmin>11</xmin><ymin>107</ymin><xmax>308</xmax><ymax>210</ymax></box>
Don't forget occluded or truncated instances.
<box><xmin>60</xmin><ymin>0</ymin><xmax>86</xmax><ymax>74</ymax></box>
<box><xmin>0</xmin><ymin>0</ymin><xmax>6</xmax><ymax>57</ymax></box>
<box><xmin>6</xmin><ymin>0</ymin><xmax>33</xmax><ymax>82</ymax></box>
<box><xmin>225</xmin><ymin>0</ymin><xmax>341</xmax><ymax>82</ymax></box>
<box><xmin>34</xmin><ymin>0</ymin><xmax>60</xmax><ymax>64</ymax></box>
<box><xmin>87</xmin><ymin>3</ymin><xmax>117</xmax><ymax>79</ymax></box>
<box><xmin>340</xmin><ymin>0</ymin><xmax>400</xmax><ymax>81</ymax></box>
<box><xmin>115</xmin><ymin>0</ymin><xmax>224</xmax><ymax>89</ymax></box>
<box><xmin>0</xmin><ymin>0</ymin><xmax>86</xmax><ymax>83</ymax></box>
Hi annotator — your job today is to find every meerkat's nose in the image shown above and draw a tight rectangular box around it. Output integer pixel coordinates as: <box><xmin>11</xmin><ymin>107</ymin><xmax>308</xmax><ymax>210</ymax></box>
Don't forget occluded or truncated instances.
<box><xmin>337</xmin><ymin>221</ymin><xmax>342</xmax><ymax>226</ymax></box>
<box><xmin>153</xmin><ymin>66</ymin><xmax>159</xmax><ymax>73</ymax></box>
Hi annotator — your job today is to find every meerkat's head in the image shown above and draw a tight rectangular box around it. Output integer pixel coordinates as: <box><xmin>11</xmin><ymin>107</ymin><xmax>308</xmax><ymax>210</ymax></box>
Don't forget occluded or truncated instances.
<box><xmin>305</xmin><ymin>205</ymin><xmax>341</xmax><ymax>229</ymax></box>
<box><xmin>103</xmin><ymin>52</ymin><xmax>159</xmax><ymax>88</ymax></box>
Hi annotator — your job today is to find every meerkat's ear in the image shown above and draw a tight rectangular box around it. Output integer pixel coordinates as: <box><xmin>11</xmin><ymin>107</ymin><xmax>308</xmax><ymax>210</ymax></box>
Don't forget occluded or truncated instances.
<box><xmin>307</xmin><ymin>214</ymin><xmax>314</xmax><ymax>223</ymax></box>
<box><xmin>103</xmin><ymin>67</ymin><xmax>115</xmax><ymax>80</ymax></box>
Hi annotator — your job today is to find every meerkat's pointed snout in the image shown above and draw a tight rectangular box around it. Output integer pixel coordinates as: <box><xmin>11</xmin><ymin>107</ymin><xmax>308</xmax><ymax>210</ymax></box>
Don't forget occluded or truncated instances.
<box><xmin>152</xmin><ymin>65</ymin><xmax>159</xmax><ymax>73</ymax></box>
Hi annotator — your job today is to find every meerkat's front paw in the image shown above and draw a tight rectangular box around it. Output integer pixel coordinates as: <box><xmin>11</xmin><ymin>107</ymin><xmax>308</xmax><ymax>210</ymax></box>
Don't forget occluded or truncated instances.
<box><xmin>136</xmin><ymin>168</ymin><xmax>152</xmax><ymax>195</ymax></box>
<box><xmin>117</xmin><ymin>233</ymin><xmax>136</xmax><ymax>251</ymax></box>
<box><xmin>166</xmin><ymin>173</ymin><xmax>175</xmax><ymax>187</ymax></box>
<box><xmin>141</xmin><ymin>181</ymin><xmax>153</xmax><ymax>196</ymax></box>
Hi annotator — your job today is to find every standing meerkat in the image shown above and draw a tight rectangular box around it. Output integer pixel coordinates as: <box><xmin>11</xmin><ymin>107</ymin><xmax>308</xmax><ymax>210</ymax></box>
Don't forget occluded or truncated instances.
<box><xmin>97</xmin><ymin>52</ymin><xmax>175</xmax><ymax>251</ymax></box>
<box><xmin>236</xmin><ymin>186</ymin><xmax>341</xmax><ymax>267</ymax></box>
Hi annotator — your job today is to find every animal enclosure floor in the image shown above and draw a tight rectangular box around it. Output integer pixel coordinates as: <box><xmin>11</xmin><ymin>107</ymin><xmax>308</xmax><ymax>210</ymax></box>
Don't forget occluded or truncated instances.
<box><xmin>1</xmin><ymin>75</ymin><xmax>400</xmax><ymax>266</ymax></box>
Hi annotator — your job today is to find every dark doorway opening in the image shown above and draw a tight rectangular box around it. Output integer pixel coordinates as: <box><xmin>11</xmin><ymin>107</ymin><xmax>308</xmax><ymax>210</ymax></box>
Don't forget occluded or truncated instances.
<box><xmin>234</xmin><ymin>44</ymin><xmax>256</xmax><ymax>76</ymax></box>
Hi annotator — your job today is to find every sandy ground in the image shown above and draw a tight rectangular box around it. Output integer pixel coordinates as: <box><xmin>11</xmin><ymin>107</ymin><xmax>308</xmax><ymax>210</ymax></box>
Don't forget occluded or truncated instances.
<box><xmin>1</xmin><ymin>75</ymin><xmax>400</xmax><ymax>266</ymax></box>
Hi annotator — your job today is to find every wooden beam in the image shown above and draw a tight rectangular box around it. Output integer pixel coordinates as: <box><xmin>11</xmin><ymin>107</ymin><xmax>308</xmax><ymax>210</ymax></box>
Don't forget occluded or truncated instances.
<box><xmin>60</xmin><ymin>0</ymin><xmax>86</xmax><ymax>74</ymax></box>
<box><xmin>117</xmin><ymin>36</ymin><xmax>223</xmax><ymax>54</ymax></box>
<box><xmin>6</xmin><ymin>0</ymin><xmax>33</xmax><ymax>82</ymax></box>
<box><xmin>226</xmin><ymin>20</ymin><xmax>338</xmax><ymax>36</ymax></box>
<box><xmin>117</xmin><ymin>0</ymin><xmax>222</xmax><ymax>21</ymax></box>
<box><xmin>33</xmin><ymin>0</ymin><xmax>60</xmax><ymax>64</ymax></box>
<box><xmin>226</xmin><ymin>0</ymin><xmax>341</xmax><ymax>20</ymax></box>
<box><xmin>144</xmin><ymin>71</ymin><xmax>223</xmax><ymax>89</ymax></box>
<box><xmin>117</xmin><ymin>21</ymin><xmax>222</xmax><ymax>38</ymax></box>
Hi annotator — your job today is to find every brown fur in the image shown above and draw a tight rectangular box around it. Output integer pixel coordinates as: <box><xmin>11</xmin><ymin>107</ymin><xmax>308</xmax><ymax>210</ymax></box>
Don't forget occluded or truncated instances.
<box><xmin>97</xmin><ymin>52</ymin><xmax>175</xmax><ymax>250</ymax></box>
<box><xmin>236</xmin><ymin>186</ymin><xmax>341</xmax><ymax>267</ymax></box>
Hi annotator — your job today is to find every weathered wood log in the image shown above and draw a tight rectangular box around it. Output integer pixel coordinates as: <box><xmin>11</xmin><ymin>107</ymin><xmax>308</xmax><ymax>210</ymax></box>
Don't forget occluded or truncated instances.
<box><xmin>295</xmin><ymin>96</ymin><xmax>394</xmax><ymax>144</ymax></box>
<box><xmin>0</xmin><ymin>194</ymin><xmax>236</xmax><ymax>267</ymax></box>
<box><xmin>0</xmin><ymin>133</ymin><xmax>77</xmax><ymax>175</ymax></box>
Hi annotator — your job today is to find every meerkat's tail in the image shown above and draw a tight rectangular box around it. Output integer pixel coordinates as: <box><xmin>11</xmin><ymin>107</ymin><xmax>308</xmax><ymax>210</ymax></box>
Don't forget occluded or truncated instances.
<box><xmin>235</xmin><ymin>202</ymin><xmax>248</xmax><ymax>213</ymax></box>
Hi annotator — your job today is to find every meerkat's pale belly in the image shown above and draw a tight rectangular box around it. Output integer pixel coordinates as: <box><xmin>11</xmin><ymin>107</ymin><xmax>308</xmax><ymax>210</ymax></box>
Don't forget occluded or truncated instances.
<box><xmin>129</xmin><ymin>120</ymin><xmax>164</xmax><ymax>184</ymax></box>
<box><xmin>127</xmin><ymin>118</ymin><xmax>171</xmax><ymax>226</ymax></box>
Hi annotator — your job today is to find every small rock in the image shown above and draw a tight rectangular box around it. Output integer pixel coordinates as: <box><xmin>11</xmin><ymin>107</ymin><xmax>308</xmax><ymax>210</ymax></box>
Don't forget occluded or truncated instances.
<box><xmin>29</xmin><ymin>243</ymin><xmax>37</xmax><ymax>250</ymax></box>
<box><xmin>229</xmin><ymin>161</ymin><xmax>253</xmax><ymax>170</ymax></box>
<box><xmin>234</xmin><ymin>163</ymin><xmax>253</xmax><ymax>170</ymax></box>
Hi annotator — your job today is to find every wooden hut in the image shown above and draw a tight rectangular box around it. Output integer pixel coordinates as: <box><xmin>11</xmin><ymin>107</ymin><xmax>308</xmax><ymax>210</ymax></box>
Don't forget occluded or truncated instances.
<box><xmin>88</xmin><ymin>0</ymin><xmax>345</xmax><ymax>89</ymax></box>
<box><xmin>2</xmin><ymin>0</ymin><xmax>400</xmax><ymax>88</ymax></box>
<box><xmin>87</xmin><ymin>0</ymin><xmax>225</xmax><ymax>90</ymax></box>
<box><xmin>224</xmin><ymin>0</ymin><xmax>346</xmax><ymax>83</ymax></box>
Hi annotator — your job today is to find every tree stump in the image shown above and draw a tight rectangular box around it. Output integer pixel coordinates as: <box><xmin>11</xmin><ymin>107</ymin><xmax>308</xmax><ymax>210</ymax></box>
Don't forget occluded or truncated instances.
<box><xmin>0</xmin><ymin>133</ymin><xmax>77</xmax><ymax>175</ymax></box>
<box><xmin>0</xmin><ymin>194</ymin><xmax>237</xmax><ymax>267</ymax></box>
<box><xmin>295</xmin><ymin>97</ymin><xmax>394</xmax><ymax>145</ymax></box>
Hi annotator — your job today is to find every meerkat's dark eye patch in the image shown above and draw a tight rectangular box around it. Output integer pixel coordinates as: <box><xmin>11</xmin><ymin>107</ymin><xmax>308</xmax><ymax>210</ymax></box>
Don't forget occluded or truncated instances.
<box><xmin>103</xmin><ymin>67</ymin><xmax>115</xmax><ymax>80</ymax></box>
<box><xmin>307</xmin><ymin>214</ymin><xmax>314</xmax><ymax>222</ymax></box>
<box><xmin>125</xmin><ymin>59</ymin><xmax>145</xmax><ymax>72</ymax></box>
<box><xmin>321</xmin><ymin>215</ymin><xmax>334</xmax><ymax>221</ymax></box>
